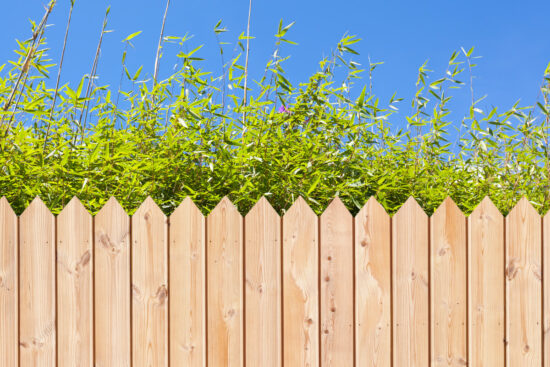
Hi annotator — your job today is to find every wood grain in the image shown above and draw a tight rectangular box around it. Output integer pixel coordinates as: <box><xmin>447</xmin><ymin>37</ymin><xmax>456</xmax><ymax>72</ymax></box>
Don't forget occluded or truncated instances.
<box><xmin>4</xmin><ymin>195</ymin><xmax>550</xmax><ymax>365</ymax></box>
<box><xmin>169</xmin><ymin>197</ymin><xmax>206</xmax><ymax>366</ymax></box>
<box><xmin>544</xmin><ymin>210</ymin><xmax>550</xmax><ymax>367</ymax></box>
<box><xmin>283</xmin><ymin>197</ymin><xmax>319</xmax><ymax>367</ymax></box>
<box><xmin>355</xmin><ymin>197</ymin><xmax>391</xmax><ymax>367</ymax></box>
<box><xmin>0</xmin><ymin>197</ymin><xmax>18</xmax><ymax>367</ymax></box>
<box><xmin>207</xmin><ymin>197</ymin><xmax>244</xmax><ymax>367</ymax></box>
<box><xmin>505</xmin><ymin>197</ymin><xmax>541</xmax><ymax>367</ymax></box>
<box><xmin>94</xmin><ymin>197</ymin><xmax>131</xmax><ymax>367</ymax></box>
<box><xmin>320</xmin><ymin>197</ymin><xmax>353</xmax><ymax>366</ymax></box>
<box><xmin>430</xmin><ymin>197</ymin><xmax>467</xmax><ymax>367</ymax></box>
<box><xmin>468</xmin><ymin>197</ymin><xmax>505</xmax><ymax>367</ymax></box>
<box><xmin>244</xmin><ymin>197</ymin><xmax>282</xmax><ymax>367</ymax></box>
<box><xmin>392</xmin><ymin>197</ymin><xmax>429</xmax><ymax>367</ymax></box>
<box><xmin>57</xmin><ymin>197</ymin><xmax>93</xmax><ymax>367</ymax></box>
<box><xmin>19</xmin><ymin>197</ymin><xmax>56</xmax><ymax>366</ymax></box>
<box><xmin>132</xmin><ymin>197</ymin><xmax>169</xmax><ymax>366</ymax></box>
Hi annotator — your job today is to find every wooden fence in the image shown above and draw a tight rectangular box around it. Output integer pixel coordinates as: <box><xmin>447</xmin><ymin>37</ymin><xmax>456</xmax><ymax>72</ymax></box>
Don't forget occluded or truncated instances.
<box><xmin>0</xmin><ymin>195</ymin><xmax>549</xmax><ymax>366</ymax></box>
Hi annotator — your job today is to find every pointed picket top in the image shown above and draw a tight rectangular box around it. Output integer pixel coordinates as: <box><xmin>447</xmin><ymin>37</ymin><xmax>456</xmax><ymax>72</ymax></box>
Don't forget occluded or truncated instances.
<box><xmin>433</xmin><ymin>196</ymin><xmax>464</xmax><ymax>218</ymax></box>
<box><xmin>284</xmin><ymin>196</ymin><xmax>316</xmax><ymax>218</ymax></box>
<box><xmin>208</xmin><ymin>196</ymin><xmax>240</xmax><ymax>218</ymax></box>
<box><xmin>20</xmin><ymin>196</ymin><xmax>53</xmax><ymax>219</ymax></box>
<box><xmin>134</xmin><ymin>196</ymin><xmax>166</xmax><ymax>219</ymax></box>
<box><xmin>357</xmin><ymin>196</ymin><xmax>388</xmax><ymax>217</ymax></box>
<box><xmin>393</xmin><ymin>196</ymin><xmax>427</xmax><ymax>219</ymax></box>
<box><xmin>470</xmin><ymin>196</ymin><xmax>502</xmax><ymax>219</ymax></box>
<box><xmin>0</xmin><ymin>196</ymin><xmax>15</xmax><ymax>215</ymax></box>
<box><xmin>507</xmin><ymin>196</ymin><xmax>539</xmax><ymax>219</ymax></box>
<box><xmin>97</xmin><ymin>196</ymin><xmax>127</xmax><ymax>218</ymax></box>
<box><xmin>171</xmin><ymin>196</ymin><xmax>204</xmax><ymax>219</ymax></box>
<box><xmin>58</xmin><ymin>196</ymin><xmax>90</xmax><ymax>219</ymax></box>
<box><xmin>245</xmin><ymin>196</ymin><xmax>278</xmax><ymax>219</ymax></box>
<box><xmin>321</xmin><ymin>196</ymin><xmax>351</xmax><ymax>220</ymax></box>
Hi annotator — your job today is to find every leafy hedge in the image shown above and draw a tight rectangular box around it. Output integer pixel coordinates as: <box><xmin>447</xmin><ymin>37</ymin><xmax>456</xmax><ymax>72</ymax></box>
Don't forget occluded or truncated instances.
<box><xmin>1</xmin><ymin>9</ymin><xmax>549</xmax><ymax>216</ymax></box>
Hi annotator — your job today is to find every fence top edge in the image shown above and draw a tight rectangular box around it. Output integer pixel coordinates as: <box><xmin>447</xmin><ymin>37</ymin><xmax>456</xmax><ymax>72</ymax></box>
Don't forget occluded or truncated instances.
<box><xmin>321</xmin><ymin>196</ymin><xmax>352</xmax><ymax>218</ymax></box>
<box><xmin>20</xmin><ymin>196</ymin><xmax>54</xmax><ymax>219</ymax></box>
<box><xmin>0</xmin><ymin>195</ymin><xmax>16</xmax><ymax>215</ymax></box>
<box><xmin>431</xmin><ymin>196</ymin><xmax>464</xmax><ymax>218</ymax></box>
<box><xmin>133</xmin><ymin>196</ymin><xmax>166</xmax><ymax>219</ymax></box>
<box><xmin>1</xmin><ymin>195</ymin><xmax>548</xmax><ymax>219</ymax></box>
<box><xmin>244</xmin><ymin>196</ymin><xmax>277</xmax><ymax>219</ymax></box>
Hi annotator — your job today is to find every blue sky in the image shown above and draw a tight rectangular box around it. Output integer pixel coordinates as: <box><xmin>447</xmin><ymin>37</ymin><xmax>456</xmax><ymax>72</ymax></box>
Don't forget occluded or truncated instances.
<box><xmin>1</xmin><ymin>0</ymin><xmax>549</xmax><ymax>123</ymax></box>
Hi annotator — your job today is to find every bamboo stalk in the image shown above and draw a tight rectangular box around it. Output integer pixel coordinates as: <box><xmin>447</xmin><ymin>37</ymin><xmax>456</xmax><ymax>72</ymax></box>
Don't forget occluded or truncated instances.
<box><xmin>0</xmin><ymin>1</ymin><xmax>56</xmax><ymax>133</ymax></box>
<box><xmin>43</xmin><ymin>0</ymin><xmax>76</xmax><ymax>154</ymax></box>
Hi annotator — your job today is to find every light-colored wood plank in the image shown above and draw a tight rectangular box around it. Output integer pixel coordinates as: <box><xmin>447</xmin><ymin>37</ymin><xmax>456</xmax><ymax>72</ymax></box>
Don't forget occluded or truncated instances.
<box><xmin>430</xmin><ymin>197</ymin><xmax>467</xmax><ymax>367</ymax></box>
<box><xmin>283</xmin><ymin>197</ymin><xmax>319</xmax><ymax>367</ymax></box>
<box><xmin>207</xmin><ymin>197</ymin><xmax>243</xmax><ymax>367</ymax></box>
<box><xmin>320</xmin><ymin>197</ymin><xmax>353</xmax><ymax>366</ymax></box>
<box><xmin>392</xmin><ymin>197</ymin><xmax>429</xmax><ymax>367</ymax></box>
<box><xmin>468</xmin><ymin>197</ymin><xmax>505</xmax><ymax>367</ymax></box>
<box><xmin>57</xmin><ymin>197</ymin><xmax>93</xmax><ymax>367</ymax></box>
<box><xmin>95</xmin><ymin>197</ymin><xmax>131</xmax><ymax>367</ymax></box>
<box><xmin>19</xmin><ymin>197</ymin><xmax>56</xmax><ymax>366</ymax></box>
<box><xmin>245</xmin><ymin>197</ymin><xmax>282</xmax><ymax>367</ymax></box>
<box><xmin>544</xmin><ymin>210</ymin><xmax>550</xmax><ymax>367</ymax></box>
<box><xmin>132</xmin><ymin>197</ymin><xmax>169</xmax><ymax>366</ymax></box>
<box><xmin>355</xmin><ymin>197</ymin><xmax>391</xmax><ymax>367</ymax></box>
<box><xmin>169</xmin><ymin>197</ymin><xmax>206</xmax><ymax>367</ymax></box>
<box><xmin>505</xmin><ymin>197</ymin><xmax>541</xmax><ymax>366</ymax></box>
<box><xmin>0</xmin><ymin>197</ymin><xmax>18</xmax><ymax>367</ymax></box>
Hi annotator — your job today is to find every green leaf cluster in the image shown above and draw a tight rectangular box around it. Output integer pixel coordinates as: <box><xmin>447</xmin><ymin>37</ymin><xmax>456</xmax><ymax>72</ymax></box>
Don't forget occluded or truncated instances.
<box><xmin>1</xmin><ymin>20</ymin><xmax>549</xmax><ymax>216</ymax></box>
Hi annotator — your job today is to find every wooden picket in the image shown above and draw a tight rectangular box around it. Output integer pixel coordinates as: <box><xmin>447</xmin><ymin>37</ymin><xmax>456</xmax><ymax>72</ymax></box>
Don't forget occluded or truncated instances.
<box><xmin>245</xmin><ymin>197</ymin><xmax>282</xmax><ymax>367</ymax></box>
<box><xmin>430</xmin><ymin>197</ymin><xmax>467</xmax><ymax>366</ymax></box>
<box><xmin>468</xmin><ymin>197</ymin><xmax>505</xmax><ymax>367</ymax></box>
<box><xmin>94</xmin><ymin>197</ymin><xmax>131</xmax><ymax>367</ymax></box>
<box><xmin>207</xmin><ymin>197</ymin><xmax>243</xmax><ymax>367</ymax></box>
<box><xmin>506</xmin><ymin>198</ymin><xmax>542</xmax><ymax>366</ymax></box>
<box><xmin>544</xmin><ymin>211</ymin><xmax>550</xmax><ymax>367</ymax></box>
<box><xmin>283</xmin><ymin>197</ymin><xmax>319</xmax><ymax>366</ymax></box>
<box><xmin>392</xmin><ymin>197</ymin><xmax>429</xmax><ymax>367</ymax></box>
<box><xmin>169</xmin><ymin>197</ymin><xmax>206</xmax><ymax>366</ymax></box>
<box><xmin>57</xmin><ymin>197</ymin><xmax>93</xmax><ymax>367</ymax></box>
<box><xmin>0</xmin><ymin>194</ymin><xmax>549</xmax><ymax>367</ymax></box>
<box><xmin>355</xmin><ymin>197</ymin><xmax>391</xmax><ymax>367</ymax></box>
<box><xmin>19</xmin><ymin>197</ymin><xmax>56</xmax><ymax>366</ymax></box>
<box><xmin>0</xmin><ymin>197</ymin><xmax>17</xmax><ymax>367</ymax></box>
<box><xmin>320</xmin><ymin>198</ymin><xmax>354</xmax><ymax>366</ymax></box>
<box><xmin>132</xmin><ymin>197</ymin><xmax>168</xmax><ymax>366</ymax></box>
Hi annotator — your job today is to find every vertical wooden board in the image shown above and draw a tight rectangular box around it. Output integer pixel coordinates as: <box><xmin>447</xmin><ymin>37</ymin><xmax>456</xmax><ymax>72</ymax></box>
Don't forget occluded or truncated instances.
<box><xmin>95</xmin><ymin>197</ymin><xmax>131</xmax><ymax>367</ymax></box>
<box><xmin>355</xmin><ymin>197</ymin><xmax>391</xmax><ymax>367</ymax></box>
<box><xmin>245</xmin><ymin>197</ymin><xmax>282</xmax><ymax>367</ymax></box>
<box><xmin>169</xmin><ymin>197</ymin><xmax>206</xmax><ymax>367</ymax></box>
<box><xmin>505</xmin><ymin>198</ymin><xmax>541</xmax><ymax>366</ymax></box>
<box><xmin>132</xmin><ymin>197</ymin><xmax>169</xmax><ymax>366</ymax></box>
<box><xmin>283</xmin><ymin>197</ymin><xmax>319</xmax><ymax>367</ymax></box>
<box><xmin>468</xmin><ymin>197</ymin><xmax>504</xmax><ymax>367</ymax></box>
<box><xmin>0</xmin><ymin>197</ymin><xmax>18</xmax><ymax>367</ymax></box>
<box><xmin>430</xmin><ymin>197</ymin><xmax>467</xmax><ymax>366</ymax></box>
<box><xmin>207</xmin><ymin>197</ymin><xmax>243</xmax><ymax>367</ymax></box>
<box><xmin>320</xmin><ymin>197</ymin><xmax>353</xmax><ymax>366</ymax></box>
<box><xmin>544</xmin><ymin>211</ymin><xmax>550</xmax><ymax>367</ymax></box>
<box><xmin>57</xmin><ymin>197</ymin><xmax>93</xmax><ymax>367</ymax></box>
<box><xmin>392</xmin><ymin>197</ymin><xmax>429</xmax><ymax>367</ymax></box>
<box><xmin>19</xmin><ymin>197</ymin><xmax>56</xmax><ymax>366</ymax></box>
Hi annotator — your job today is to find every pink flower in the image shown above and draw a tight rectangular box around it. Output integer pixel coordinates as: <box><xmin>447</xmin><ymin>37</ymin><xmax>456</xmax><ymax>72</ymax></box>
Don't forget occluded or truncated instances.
<box><xmin>278</xmin><ymin>105</ymin><xmax>290</xmax><ymax>113</ymax></box>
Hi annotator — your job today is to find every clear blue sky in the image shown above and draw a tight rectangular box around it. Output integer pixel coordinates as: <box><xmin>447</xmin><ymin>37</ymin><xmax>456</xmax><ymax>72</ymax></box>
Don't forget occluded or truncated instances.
<box><xmin>1</xmin><ymin>0</ymin><xmax>549</xmax><ymax>122</ymax></box>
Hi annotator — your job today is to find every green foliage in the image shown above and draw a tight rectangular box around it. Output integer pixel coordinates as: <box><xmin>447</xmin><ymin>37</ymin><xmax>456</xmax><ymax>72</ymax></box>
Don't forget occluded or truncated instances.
<box><xmin>1</xmin><ymin>18</ymin><xmax>549</xmax><ymax>216</ymax></box>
